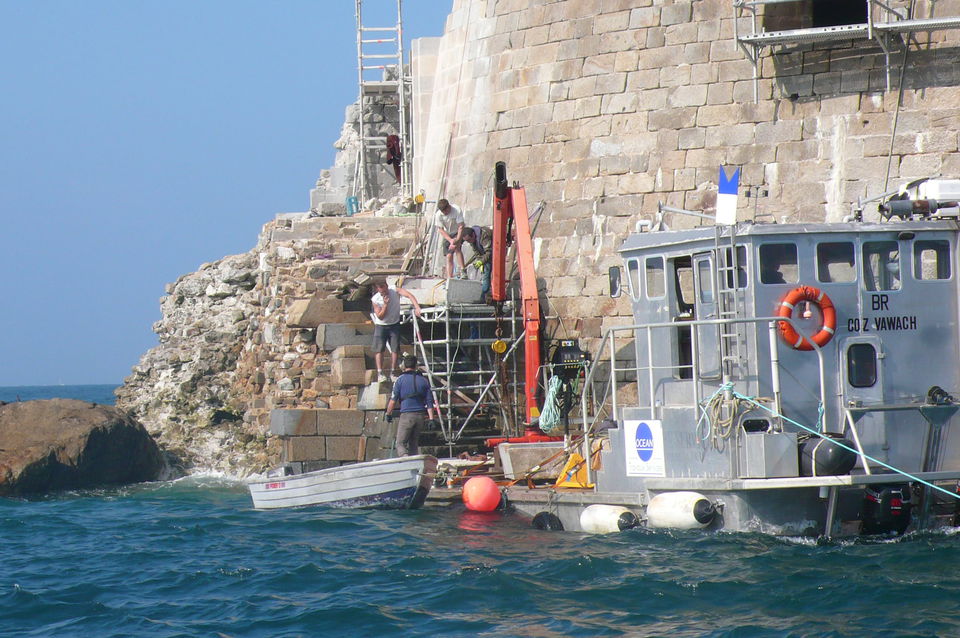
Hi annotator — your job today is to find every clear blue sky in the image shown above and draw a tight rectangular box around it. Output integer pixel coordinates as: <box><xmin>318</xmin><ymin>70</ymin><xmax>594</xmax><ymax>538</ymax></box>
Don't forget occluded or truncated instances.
<box><xmin>0</xmin><ymin>0</ymin><xmax>449</xmax><ymax>386</ymax></box>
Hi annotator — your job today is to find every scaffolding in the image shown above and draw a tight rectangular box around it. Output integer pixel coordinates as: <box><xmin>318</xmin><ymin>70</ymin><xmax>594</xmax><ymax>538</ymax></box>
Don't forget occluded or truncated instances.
<box><xmin>733</xmin><ymin>0</ymin><xmax>960</xmax><ymax>99</ymax></box>
<box><xmin>355</xmin><ymin>0</ymin><xmax>413</xmax><ymax>200</ymax></box>
<box><xmin>411</xmin><ymin>300</ymin><xmax>526</xmax><ymax>455</ymax></box>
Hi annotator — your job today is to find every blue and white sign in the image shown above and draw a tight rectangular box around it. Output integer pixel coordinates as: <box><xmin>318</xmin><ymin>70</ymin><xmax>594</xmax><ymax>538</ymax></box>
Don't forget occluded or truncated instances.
<box><xmin>716</xmin><ymin>166</ymin><xmax>740</xmax><ymax>226</ymax></box>
<box><xmin>624</xmin><ymin>419</ymin><xmax>665</xmax><ymax>477</ymax></box>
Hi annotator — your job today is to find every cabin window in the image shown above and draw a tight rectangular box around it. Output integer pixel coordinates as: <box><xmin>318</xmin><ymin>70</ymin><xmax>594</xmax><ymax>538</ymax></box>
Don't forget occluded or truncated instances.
<box><xmin>646</xmin><ymin>256</ymin><xmax>665</xmax><ymax>299</ymax></box>
<box><xmin>914</xmin><ymin>240</ymin><xmax>951</xmax><ymax>281</ymax></box>
<box><xmin>848</xmin><ymin>343</ymin><xmax>878</xmax><ymax>388</ymax></box>
<box><xmin>817</xmin><ymin>242</ymin><xmax>856</xmax><ymax>283</ymax></box>
<box><xmin>627</xmin><ymin>259</ymin><xmax>642</xmax><ymax>300</ymax></box>
<box><xmin>673</xmin><ymin>257</ymin><xmax>695</xmax><ymax>315</ymax></box>
<box><xmin>697</xmin><ymin>258</ymin><xmax>714</xmax><ymax>303</ymax></box>
<box><xmin>862</xmin><ymin>241</ymin><xmax>901</xmax><ymax>291</ymax></box>
<box><xmin>723</xmin><ymin>246</ymin><xmax>748</xmax><ymax>289</ymax></box>
<box><xmin>758</xmin><ymin>243</ymin><xmax>798</xmax><ymax>284</ymax></box>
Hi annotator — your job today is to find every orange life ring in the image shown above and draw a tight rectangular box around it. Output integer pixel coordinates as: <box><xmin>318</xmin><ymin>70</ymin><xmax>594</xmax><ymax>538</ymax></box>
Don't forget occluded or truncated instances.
<box><xmin>776</xmin><ymin>285</ymin><xmax>836</xmax><ymax>351</ymax></box>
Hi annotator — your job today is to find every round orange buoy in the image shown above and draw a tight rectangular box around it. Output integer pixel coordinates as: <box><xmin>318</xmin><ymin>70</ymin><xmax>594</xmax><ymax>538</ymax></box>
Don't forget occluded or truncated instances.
<box><xmin>462</xmin><ymin>476</ymin><xmax>501</xmax><ymax>512</ymax></box>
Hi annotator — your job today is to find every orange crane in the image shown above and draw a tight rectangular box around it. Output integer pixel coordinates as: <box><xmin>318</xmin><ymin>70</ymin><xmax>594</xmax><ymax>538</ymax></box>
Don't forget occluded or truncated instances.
<box><xmin>486</xmin><ymin>162</ymin><xmax>561</xmax><ymax>445</ymax></box>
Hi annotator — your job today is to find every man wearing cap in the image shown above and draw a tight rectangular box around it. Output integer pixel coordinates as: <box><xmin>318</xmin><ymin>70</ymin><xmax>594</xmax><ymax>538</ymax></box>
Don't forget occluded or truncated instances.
<box><xmin>385</xmin><ymin>354</ymin><xmax>436</xmax><ymax>456</ymax></box>
<box><xmin>461</xmin><ymin>225</ymin><xmax>493</xmax><ymax>298</ymax></box>
<box><xmin>434</xmin><ymin>198</ymin><xmax>466</xmax><ymax>279</ymax></box>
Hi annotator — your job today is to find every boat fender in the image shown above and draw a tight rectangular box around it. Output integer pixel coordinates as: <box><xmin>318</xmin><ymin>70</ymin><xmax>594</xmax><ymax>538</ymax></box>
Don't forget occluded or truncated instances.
<box><xmin>462</xmin><ymin>476</ymin><xmax>502</xmax><ymax>512</ymax></box>
<box><xmin>579</xmin><ymin>504</ymin><xmax>640</xmax><ymax>534</ymax></box>
<box><xmin>646</xmin><ymin>492</ymin><xmax>717</xmax><ymax>530</ymax></box>
<box><xmin>532</xmin><ymin>511</ymin><xmax>564</xmax><ymax>531</ymax></box>
<box><xmin>799</xmin><ymin>433</ymin><xmax>857</xmax><ymax>476</ymax></box>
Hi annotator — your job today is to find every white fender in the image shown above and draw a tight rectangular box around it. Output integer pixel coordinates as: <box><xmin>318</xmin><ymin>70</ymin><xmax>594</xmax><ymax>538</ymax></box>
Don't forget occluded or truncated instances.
<box><xmin>645</xmin><ymin>491</ymin><xmax>717</xmax><ymax>530</ymax></box>
<box><xmin>579</xmin><ymin>504</ymin><xmax>640</xmax><ymax>534</ymax></box>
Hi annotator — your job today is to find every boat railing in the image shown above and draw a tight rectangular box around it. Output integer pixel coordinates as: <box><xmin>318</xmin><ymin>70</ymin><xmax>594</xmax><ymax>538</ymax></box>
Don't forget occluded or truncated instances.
<box><xmin>579</xmin><ymin>316</ymin><xmax>828</xmax><ymax>484</ymax></box>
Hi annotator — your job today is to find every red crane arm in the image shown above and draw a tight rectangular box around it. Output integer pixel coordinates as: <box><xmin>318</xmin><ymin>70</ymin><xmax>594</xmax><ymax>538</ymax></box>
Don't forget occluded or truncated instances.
<box><xmin>491</xmin><ymin>162</ymin><xmax>542</xmax><ymax>427</ymax></box>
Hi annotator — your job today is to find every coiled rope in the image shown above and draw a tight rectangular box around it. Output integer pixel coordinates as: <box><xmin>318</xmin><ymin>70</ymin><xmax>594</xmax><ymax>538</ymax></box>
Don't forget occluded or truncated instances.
<box><xmin>539</xmin><ymin>375</ymin><xmax>565</xmax><ymax>435</ymax></box>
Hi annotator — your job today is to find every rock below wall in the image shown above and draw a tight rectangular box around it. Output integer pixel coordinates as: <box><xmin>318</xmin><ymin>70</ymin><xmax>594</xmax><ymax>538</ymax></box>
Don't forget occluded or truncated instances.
<box><xmin>116</xmin><ymin>249</ymin><xmax>275</xmax><ymax>475</ymax></box>
<box><xmin>116</xmin><ymin>213</ymin><xmax>418</xmax><ymax>477</ymax></box>
<box><xmin>0</xmin><ymin>399</ymin><xmax>164</xmax><ymax>496</ymax></box>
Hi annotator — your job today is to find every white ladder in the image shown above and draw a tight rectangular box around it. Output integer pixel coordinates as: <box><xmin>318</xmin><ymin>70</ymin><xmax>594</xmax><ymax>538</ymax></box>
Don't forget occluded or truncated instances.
<box><xmin>355</xmin><ymin>0</ymin><xmax>412</xmax><ymax>200</ymax></box>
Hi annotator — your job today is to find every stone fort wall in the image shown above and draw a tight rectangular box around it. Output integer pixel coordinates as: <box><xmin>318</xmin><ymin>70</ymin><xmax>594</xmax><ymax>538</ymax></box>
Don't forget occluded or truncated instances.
<box><xmin>413</xmin><ymin>0</ymin><xmax>960</xmax><ymax>348</ymax></box>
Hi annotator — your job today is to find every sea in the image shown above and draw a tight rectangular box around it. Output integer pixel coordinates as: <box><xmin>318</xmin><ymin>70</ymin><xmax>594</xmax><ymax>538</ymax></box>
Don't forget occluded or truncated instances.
<box><xmin>3</xmin><ymin>385</ymin><xmax>960</xmax><ymax>637</ymax></box>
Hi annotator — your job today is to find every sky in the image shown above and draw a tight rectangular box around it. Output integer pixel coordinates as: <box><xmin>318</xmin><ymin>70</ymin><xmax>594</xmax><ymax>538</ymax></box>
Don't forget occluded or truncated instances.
<box><xmin>0</xmin><ymin>0</ymin><xmax>450</xmax><ymax>386</ymax></box>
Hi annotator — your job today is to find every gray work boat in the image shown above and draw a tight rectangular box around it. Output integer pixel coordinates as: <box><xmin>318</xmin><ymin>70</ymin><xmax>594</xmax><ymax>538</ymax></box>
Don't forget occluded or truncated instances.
<box><xmin>248</xmin><ymin>455</ymin><xmax>437</xmax><ymax>510</ymax></box>
<box><xmin>503</xmin><ymin>178</ymin><xmax>960</xmax><ymax>538</ymax></box>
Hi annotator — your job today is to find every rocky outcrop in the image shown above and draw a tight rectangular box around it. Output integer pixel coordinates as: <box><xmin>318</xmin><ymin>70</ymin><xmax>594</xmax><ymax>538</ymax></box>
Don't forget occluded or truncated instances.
<box><xmin>115</xmin><ymin>249</ymin><xmax>272</xmax><ymax>475</ymax></box>
<box><xmin>116</xmin><ymin>214</ymin><xmax>420</xmax><ymax>476</ymax></box>
<box><xmin>0</xmin><ymin>399</ymin><xmax>164</xmax><ymax>496</ymax></box>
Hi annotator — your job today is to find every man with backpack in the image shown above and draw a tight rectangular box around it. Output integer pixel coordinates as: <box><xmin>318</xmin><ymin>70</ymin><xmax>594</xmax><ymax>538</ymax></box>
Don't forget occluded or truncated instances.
<box><xmin>385</xmin><ymin>354</ymin><xmax>436</xmax><ymax>456</ymax></box>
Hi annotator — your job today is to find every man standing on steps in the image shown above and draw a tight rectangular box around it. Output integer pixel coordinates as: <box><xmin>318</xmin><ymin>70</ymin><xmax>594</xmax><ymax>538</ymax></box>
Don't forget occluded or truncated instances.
<box><xmin>371</xmin><ymin>279</ymin><xmax>422</xmax><ymax>383</ymax></box>
<box><xmin>385</xmin><ymin>354</ymin><xmax>436</xmax><ymax>456</ymax></box>
<box><xmin>435</xmin><ymin>198</ymin><xmax>466</xmax><ymax>279</ymax></box>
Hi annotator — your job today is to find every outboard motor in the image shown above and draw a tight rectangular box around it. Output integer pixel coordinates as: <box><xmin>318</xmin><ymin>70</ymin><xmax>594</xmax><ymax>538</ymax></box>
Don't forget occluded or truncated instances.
<box><xmin>861</xmin><ymin>483</ymin><xmax>912</xmax><ymax>535</ymax></box>
<box><xmin>799</xmin><ymin>433</ymin><xmax>857</xmax><ymax>476</ymax></box>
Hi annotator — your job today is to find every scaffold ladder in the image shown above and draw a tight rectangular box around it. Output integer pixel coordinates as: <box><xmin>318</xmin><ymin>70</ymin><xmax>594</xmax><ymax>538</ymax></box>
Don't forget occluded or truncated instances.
<box><xmin>355</xmin><ymin>0</ymin><xmax>413</xmax><ymax>201</ymax></box>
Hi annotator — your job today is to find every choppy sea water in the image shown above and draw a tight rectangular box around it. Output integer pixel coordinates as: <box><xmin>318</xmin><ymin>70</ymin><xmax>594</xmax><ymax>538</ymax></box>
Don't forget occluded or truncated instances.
<box><xmin>4</xmin><ymin>386</ymin><xmax>960</xmax><ymax>637</ymax></box>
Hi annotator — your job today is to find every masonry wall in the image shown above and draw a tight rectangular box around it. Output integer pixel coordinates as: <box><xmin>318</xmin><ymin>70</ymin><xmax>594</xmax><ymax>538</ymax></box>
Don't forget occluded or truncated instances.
<box><xmin>412</xmin><ymin>0</ymin><xmax>960</xmax><ymax>352</ymax></box>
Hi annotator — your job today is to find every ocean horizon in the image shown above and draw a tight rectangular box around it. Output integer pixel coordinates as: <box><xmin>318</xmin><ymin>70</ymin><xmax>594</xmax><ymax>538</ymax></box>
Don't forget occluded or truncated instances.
<box><xmin>4</xmin><ymin>385</ymin><xmax>960</xmax><ymax>636</ymax></box>
<box><xmin>0</xmin><ymin>383</ymin><xmax>118</xmax><ymax>405</ymax></box>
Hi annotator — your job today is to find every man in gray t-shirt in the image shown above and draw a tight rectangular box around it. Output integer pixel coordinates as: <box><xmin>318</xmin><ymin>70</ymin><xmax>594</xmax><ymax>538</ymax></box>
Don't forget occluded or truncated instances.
<box><xmin>435</xmin><ymin>198</ymin><xmax>466</xmax><ymax>279</ymax></box>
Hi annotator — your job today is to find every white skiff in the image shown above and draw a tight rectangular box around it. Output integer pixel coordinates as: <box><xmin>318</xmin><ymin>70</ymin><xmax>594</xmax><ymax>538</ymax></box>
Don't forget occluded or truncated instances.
<box><xmin>248</xmin><ymin>455</ymin><xmax>438</xmax><ymax>510</ymax></box>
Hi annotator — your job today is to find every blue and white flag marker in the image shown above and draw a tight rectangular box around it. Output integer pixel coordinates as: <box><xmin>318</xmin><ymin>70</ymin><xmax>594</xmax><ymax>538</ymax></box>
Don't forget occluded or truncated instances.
<box><xmin>716</xmin><ymin>166</ymin><xmax>740</xmax><ymax>225</ymax></box>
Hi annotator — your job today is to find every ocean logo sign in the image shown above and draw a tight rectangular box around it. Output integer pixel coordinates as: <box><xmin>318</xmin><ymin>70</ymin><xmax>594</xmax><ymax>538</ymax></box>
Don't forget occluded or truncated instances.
<box><xmin>635</xmin><ymin>422</ymin><xmax>655</xmax><ymax>462</ymax></box>
<box><xmin>624</xmin><ymin>420</ymin><xmax>665</xmax><ymax>477</ymax></box>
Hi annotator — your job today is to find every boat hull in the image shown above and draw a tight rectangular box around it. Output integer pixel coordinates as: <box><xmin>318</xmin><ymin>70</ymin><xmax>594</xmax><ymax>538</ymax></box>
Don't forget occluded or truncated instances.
<box><xmin>248</xmin><ymin>455</ymin><xmax>438</xmax><ymax>510</ymax></box>
<box><xmin>504</xmin><ymin>469</ymin><xmax>960</xmax><ymax>535</ymax></box>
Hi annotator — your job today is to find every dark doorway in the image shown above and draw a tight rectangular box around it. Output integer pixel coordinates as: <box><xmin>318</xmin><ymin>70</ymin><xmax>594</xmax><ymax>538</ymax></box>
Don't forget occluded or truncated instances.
<box><xmin>813</xmin><ymin>0</ymin><xmax>867</xmax><ymax>28</ymax></box>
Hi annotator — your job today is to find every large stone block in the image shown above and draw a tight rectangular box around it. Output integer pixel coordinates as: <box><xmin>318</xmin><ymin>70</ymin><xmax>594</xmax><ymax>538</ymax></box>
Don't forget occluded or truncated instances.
<box><xmin>286</xmin><ymin>297</ymin><xmax>342</xmax><ymax>328</ymax></box>
<box><xmin>332</xmin><ymin>358</ymin><xmax>367</xmax><ymax>386</ymax></box>
<box><xmin>316</xmin><ymin>323</ymin><xmax>374</xmax><ymax>351</ymax></box>
<box><xmin>325</xmin><ymin>436</ymin><xmax>364</xmax><ymax>462</ymax></box>
<box><xmin>497</xmin><ymin>442</ymin><xmax>568</xmax><ymax>480</ymax></box>
<box><xmin>269</xmin><ymin>409</ymin><xmax>318</xmax><ymax>436</ymax></box>
<box><xmin>332</xmin><ymin>345</ymin><xmax>366</xmax><ymax>360</ymax></box>
<box><xmin>316</xmin><ymin>409</ymin><xmax>365</xmax><ymax>436</ymax></box>
<box><xmin>400</xmin><ymin>277</ymin><xmax>483</xmax><ymax>305</ymax></box>
<box><xmin>283</xmin><ymin>436</ymin><xmax>326</xmax><ymax>463</ymax></box>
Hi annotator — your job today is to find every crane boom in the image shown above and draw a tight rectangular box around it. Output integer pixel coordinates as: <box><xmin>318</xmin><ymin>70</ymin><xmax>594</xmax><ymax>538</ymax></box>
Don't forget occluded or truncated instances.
<box><xmin>490</xmin><ymin>162</ymin><xmax>553</xmax><ymax>439</ymax></box>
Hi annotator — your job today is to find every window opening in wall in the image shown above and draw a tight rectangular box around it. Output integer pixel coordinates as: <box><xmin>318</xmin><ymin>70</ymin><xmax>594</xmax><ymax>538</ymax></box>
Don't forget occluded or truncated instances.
<box><xmin>646</xmin><ymin>256</ymin><xmax>665</xmax><ymax>299</ymax></box>
<box><xmin>627</xmin><ymin>259</ymin><xmax>641</xmax><ymax>300</ymax></box>
<box><xmin>914</xmin><ymin>240</ymin><xmax>951</xmax><ymax>281</ymax></box>
<box><xmin>813</xmin><ymin>0</ymin><xmax>868</xmax><ymax>28</ymax></box>
<box><xmin>818</xmin><ymin>242</ymin><xmax>856</xmax><ymax>283</ymax></box>
<box><xmin>848</xmin><ymin>343</ymin><xmax>878</xmax><ymax>388</ymax></box>
<box><xmin>758</xmin><ymin>243</ymin><xmax>798</xmax><ymax>284</ymax></box>
<box><xmin>863</xmin><ymin>241</ymin><xmax>901</xmax><ymax>291</ymax></box>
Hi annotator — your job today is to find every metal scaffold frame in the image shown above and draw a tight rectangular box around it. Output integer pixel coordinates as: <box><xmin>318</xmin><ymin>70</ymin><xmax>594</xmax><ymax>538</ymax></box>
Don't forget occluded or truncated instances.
<box><xmin>733</xmin><ymin>0</ymin><xmax>960</xmax><ymax>99</ymax></box>
<box><xmin>355</xmin><ymin>0</ymin><xmax>413</xmax><ymax>201</ymax></box>
<box><xmin>411</xmin><ymin>300</ymin><xmax>525</xmax><ymax>455</ymax></box>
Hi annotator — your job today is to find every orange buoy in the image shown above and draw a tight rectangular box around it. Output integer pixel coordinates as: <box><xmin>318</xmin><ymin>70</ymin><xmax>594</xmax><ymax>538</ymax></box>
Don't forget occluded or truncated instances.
<box><xmin>462</xmin><ymin>476</ymin><xmax>502</xmax><ymax>512</ymax></box>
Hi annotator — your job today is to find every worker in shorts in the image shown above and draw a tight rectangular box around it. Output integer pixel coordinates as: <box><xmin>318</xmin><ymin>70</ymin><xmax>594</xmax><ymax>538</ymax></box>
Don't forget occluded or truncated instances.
<box><xmin>371</xmin><ymin>279</ymin><xmax>422</xmax><ymax>383</ymax></box>
<box><xmin>435</xmin><ymin>198</ymin><xmax>466</xmax><ymax>279</ymax></box>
